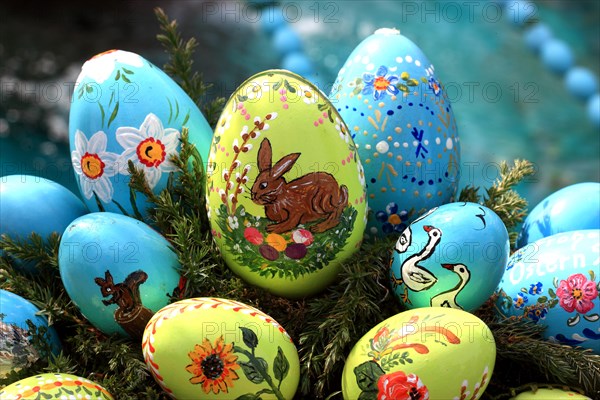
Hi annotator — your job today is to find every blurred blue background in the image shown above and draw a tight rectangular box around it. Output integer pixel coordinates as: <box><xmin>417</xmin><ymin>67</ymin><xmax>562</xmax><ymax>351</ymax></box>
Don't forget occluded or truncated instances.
<box><xmin>1</xmin><ymin>0</ymin><xmax>598</xmax><ymax>208</ymax></box>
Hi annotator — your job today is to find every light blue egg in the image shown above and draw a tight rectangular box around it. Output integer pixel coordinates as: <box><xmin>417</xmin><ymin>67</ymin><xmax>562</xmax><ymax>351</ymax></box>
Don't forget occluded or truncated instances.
<box><xmin>282</xmin><ymin>52</ymin><xmax>314</xmax><ymax>76</ymax></box>
<box><xmin>0</xmin><ymin>175</ymin><xmax>88</xmax><ymax>272</ymax></box>
<box><xmin>69</xmin><ymin>50</ymin><xmax>213</xmax><ymax>221</ymax></box>
<box><xmin>517</xmin><ymin>182</ymin><xmax>600</xmax><ymax>248</ymax></box>
<box><xmin>330</xmin><ymin>28</ymin><xmax>460</xmax><ymax>239</ymax></box>
<box><xmin>588</xmin><ymin>93</ymin><xmax>600</xmax><ymax>127</ymax></box>
<box><xmin>58</xmin><ymin>212</ymin><xmax>181</xmax><ymax>337</ymax></box>
<box><xmin>541</xmin><ymin>39</ymin><xmax>574</xmax><ymax>74</ymax></box>
<box><xmin>0</xmin><ymin>290</ymin><xmax>62</xmax><ymax>377</ymax></box>
<box><xmin>390</xmin><ymin>202</ymin><xmax>509</xmax><ymax>312</ymax></box>
<box><xmin>524</xmin><ymin>23</ymin><xmax>553</xmax><ymax>53</ymax></box>
<box><xmin>497</xmin><ymin>230</ymin><xmax>600</xmax><ymax>353</ymax></box>
<box><xmin>565</xmin><ymin>67</ymin><xmax>599</xmax><ymax>100</ymax></box>
<box><xmin>273</xmin><ymin>26</ymin><xmax>303</xmax><ymax>55</ymax></box>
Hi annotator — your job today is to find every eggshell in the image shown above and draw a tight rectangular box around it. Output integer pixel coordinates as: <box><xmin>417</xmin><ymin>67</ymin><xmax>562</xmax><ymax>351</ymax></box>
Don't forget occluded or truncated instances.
<box><xmin>58</xmin><ymin>212</ymin><xmax>181</xmax><ymax>337</ymax></box>
<box><xmin>510</xmin><ymin>388</ymin><xmax>591</xmax><ymax>400</ymax></box>
<box><xmin>142</xmin><ymin>297</ymin><xmax>300</xmax><ymax>399</ymax></box>
<box><xmin>341</xmin><ymin>307</ymin><xmax>495</xmax><ymax>400</ymax></box>
<box><xmin>0</xmin><ymin>175</ymin><xmax>88</xmax><ymax>271</ymax></box>
<box><xmin>0</xmin><ymin>373</ymin><xmax>113</xmax><ymax>400</ymax></box>
<box><xmin>390</xmin><ymin>202</ymin><xmax>509</xmax><ymax>311</ymax></box>
<box><xmin>206</xmin><ymin>70</ymin><xmax>367</xmax><ymax>298</ymax></box>
<box><xmin>497</xmin><ymin>229</ymin><xmax>600</xmax><ymax>353</ymax></box>
<box><xmin>0</xmin><ymin>290</ymin><xmax>61</xmax><ymax>377</ymax></box>
<box><xmin>330</xmin><ymin>28</ymin><xmax>460</xmax><ymax>239</ymax></box>
<box><xmin>517</xmin><ymin>182</ymin><xmax>600</xmax><ymax>248</ymax></box>
<box><xmin>69</xmin><ymin>50</ymin><xmax>213</xmax><ymax>220</ymax></box>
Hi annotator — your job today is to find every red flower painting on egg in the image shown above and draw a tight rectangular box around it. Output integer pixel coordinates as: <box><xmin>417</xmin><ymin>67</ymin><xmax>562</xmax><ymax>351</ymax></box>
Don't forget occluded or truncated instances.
<box><xmin>556</xmin><ymin>273</ymin><xmax>598</xmax><ymax>314</ymax></box>
<box><xmin>377</xmin><ymin>371</ymin><xmax>429</xmax><ymax>400</ymax></box>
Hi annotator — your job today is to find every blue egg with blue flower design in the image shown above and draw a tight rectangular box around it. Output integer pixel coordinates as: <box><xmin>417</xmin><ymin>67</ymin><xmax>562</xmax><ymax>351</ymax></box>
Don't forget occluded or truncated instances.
<box><xmin>69</xmin><ymin>50</ymin><xmax>213</xmax><ymax>221</ymax></box>
<box><xmin>497</xmin><ymin>230</ymin><xmax>600</xmax><ymax>353</ymax></box>
<box><xmin>517</xmin><ymin>182</ymin><xmax>600</xmax><ymax>248</ymax></box>
<box><xmin>390</xmin><ymin>202</ymin><xmax>509</xmax><ymax>312</ymax></box>
<box><xmin>330</xmin><ymin>29</ymin><xmax>460</xmax><ymax>239</ymax></box>
<box><xmin>0</xmin><ymin>290</ymin><xmax>62</xmax><ymax>377</ymax></box>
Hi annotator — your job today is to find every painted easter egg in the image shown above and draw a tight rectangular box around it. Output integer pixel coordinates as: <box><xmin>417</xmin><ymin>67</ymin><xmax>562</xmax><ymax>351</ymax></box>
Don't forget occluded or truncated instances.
<box><xmin>0</xmin><ymin>373</ymin><xmax>113</xmax><ymax>400</ymax></box>
<box><xmin>510</xmin><ymin>387</ymin><xmax>591</xmax><ymax>400</ymax></box>
<box><xmin>69</xmin><ymin>49</ymin><xmax>213</xmax><ymax>219</ymax></box>
<box><xmin>390</xmin><ymin>202</ymin><xmax>509</xmax><ymax>311</ymax></box>
<box><xmin>0</xmin><ymin>290</ymin><xmax>61</xmax><ymax>377</ymax></box>
<box><xmin>497</xmin><ymin>229</ymin><xmax>600</xmax><ymax>353</ymax></box>
<box><xmin>142</xmin><ymin>297</ymin><xmax>300</xmax><ymax>399</ymax></box>
<box><xmin>0</xmin><ymin>175</ymin><xmax>88</xmax><ymax>271</ymax></box>
<box><xmin>517</xmin><ymin>182</ymin><xmax>600</xmax><ymax>248</ymax></box>
<box><xmin>58</xmin><ymin>212</ymin><xmax>181</xmax><ymax>338</ymax></box>
<box><xmin>206</xmin><ymin>70</ymin><xmax>367</xmax><ymax>298</ymax></box>
<box><xmin>341</xmin><ymin>307</ymin><xmax>495</xmax><ymax>400</ymax></box>
<box><xmin>330</xmin><ymin>28</ymin><xmax>460</xmax><ymax>239</ymax></box>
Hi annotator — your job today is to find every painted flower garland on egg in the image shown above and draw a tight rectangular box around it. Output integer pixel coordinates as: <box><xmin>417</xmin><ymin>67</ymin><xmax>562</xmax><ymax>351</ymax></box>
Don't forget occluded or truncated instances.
<box><xmin>71</xmin><ymin>113</ymin><xmax>180</xmax><ymax>204</ymax></box>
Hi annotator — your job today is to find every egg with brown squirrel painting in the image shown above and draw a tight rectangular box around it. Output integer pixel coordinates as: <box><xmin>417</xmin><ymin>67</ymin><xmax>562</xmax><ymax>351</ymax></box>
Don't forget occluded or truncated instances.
<box><xmin>205</xmin><ymin>70</ymin><xmax>367</xmax><ymax>298</ymax></box>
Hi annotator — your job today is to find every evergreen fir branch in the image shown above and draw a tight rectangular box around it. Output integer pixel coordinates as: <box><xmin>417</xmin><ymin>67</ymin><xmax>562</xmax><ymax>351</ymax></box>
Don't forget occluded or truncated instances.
<box><xmin>458</xmin><ymin>184</ymin><xmax>481</xmax><ymax>203</ymax></box>
<box><xmin>154</xmin><ymin>7</ymin><xmax>225</xmax><ymax>127</ymax></box>
<box><xmin>298</xmin><ymin>238</ymin><xmax>399</xmax><ymax>398</ymax></box>
<box><xmin>0</xmin><ymin>232</ymin><xmax>60</xmax><ymax>271</ymax></box>
<box><xmin>489</xmin><ymin>317</ymin><xmax>600</xmax><ymax>397</ymax></box>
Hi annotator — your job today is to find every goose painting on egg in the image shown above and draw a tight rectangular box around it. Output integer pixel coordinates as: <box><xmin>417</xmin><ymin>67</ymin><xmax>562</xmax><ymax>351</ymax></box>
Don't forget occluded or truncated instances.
<box><xmin>390</xmin><ymin>202</ymin><xmax>509</xmax><ymax>311</ymax></box>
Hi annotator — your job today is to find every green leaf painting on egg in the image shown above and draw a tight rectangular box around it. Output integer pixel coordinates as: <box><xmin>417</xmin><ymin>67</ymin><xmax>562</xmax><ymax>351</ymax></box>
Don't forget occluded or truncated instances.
<box><xmin>207</xmin><ymin>70</ymin><xmax>367</xmax><ymax>298</ymax></box>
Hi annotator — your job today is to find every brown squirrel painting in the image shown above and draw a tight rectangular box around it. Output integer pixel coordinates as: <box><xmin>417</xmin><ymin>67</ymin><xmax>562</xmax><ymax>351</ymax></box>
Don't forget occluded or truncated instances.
<box><xmin>94</xmin><ymin>270</ymin><xmax>153</xmax><ymax>338</ymax></box>
<box><xmin>250</xmin><ymin>138</ymin><xmax>348</xmax><ymax>234</ymax></box>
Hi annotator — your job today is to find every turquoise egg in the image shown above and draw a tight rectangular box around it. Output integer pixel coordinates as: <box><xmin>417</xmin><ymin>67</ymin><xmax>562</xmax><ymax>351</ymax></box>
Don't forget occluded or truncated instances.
<box><xmin>517</xmin><ymin>182</ymin><xmax>600</xmax><ymax>248</ymax></box>
<box><xmin>58</xmin><ymin>212</ymin><xmax>181</xmax><ymax>337</ymax></box>
<box><xmin>0</xmin><ymin>290</ymin><xmax>61</xmax><ymax>377</ymax></box>
<box><xmin>497</xmin><ymin>230</ymin><xmax>600</xmax><ymax>353</ymax></box>
<box><xmin>0</xmin><ymin>175</ymin><xmax>88</xmax><ymax>272</ymax></box>
<box><xmin>69</xmin><ymin>50</ymin><xmax>213</xmax><ymax>220</ymax></box>
<box><xmin>390</xmin><ymin>202</ymin><xmax>509</xmax><ymax>311</ymax></box>
<box><xmin>330</xmin><ymin>28</ymin><xmax>460</xmax><ymax>239</ymax></box>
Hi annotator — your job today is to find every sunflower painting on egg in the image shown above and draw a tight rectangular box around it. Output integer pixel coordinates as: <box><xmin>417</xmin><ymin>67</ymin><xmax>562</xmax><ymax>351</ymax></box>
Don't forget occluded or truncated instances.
<box><xmin>206</xmin><ymin>70</ymin><xmax>367</xmax><ymax>298</ymax></box>
<box><xmin>331</xmin><ymin>29</ymin><xmax>460</xmax><ymax>239</ymax></box>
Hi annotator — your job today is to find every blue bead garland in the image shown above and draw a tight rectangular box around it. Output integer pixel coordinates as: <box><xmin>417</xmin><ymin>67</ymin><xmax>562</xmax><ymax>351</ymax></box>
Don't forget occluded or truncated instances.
<box><xmin>502</xmin><ymin>1</ymin><xmax>599</xmax><ymax>126</ymax></box>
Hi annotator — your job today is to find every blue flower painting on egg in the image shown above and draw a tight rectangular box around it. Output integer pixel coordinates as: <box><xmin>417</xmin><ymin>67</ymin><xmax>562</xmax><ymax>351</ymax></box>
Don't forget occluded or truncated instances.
<box><xmin>69</xmin><ymin>50</ymin><xmax>213</xmax><ymax>220</ymax></box>
<box><xmin>330</xmin><ymin>29</ymin><xmax>460</xmax><ymax>239</ymax></box>
<box><xmin>497</xmin><ymin>230</ymin><xmax>600</xmax><ymax>353</ymax></box>
<box><xmin>390</xmin><ymin>203</ymin><xmax>509</xmax><ymax>312</ymax></box>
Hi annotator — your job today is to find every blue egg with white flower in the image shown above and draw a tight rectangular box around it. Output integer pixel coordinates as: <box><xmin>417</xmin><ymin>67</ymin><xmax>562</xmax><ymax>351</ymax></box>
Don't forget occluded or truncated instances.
<box><xmin>0</xmin><ymin>290</ymin><xmax>62</xmax><ymax>377</ymax></box>
<box><xmin>330</xmin><ymin>28</ymin><xmax>460</xmax><ymax>239</ymax></box>
<box><xmin>497</xmin><ymin>230</ymin><xmax>600</xmax><ymax>353</ymax></box>
<box><xmin>390</xmin><ymin>202</ymin><xmax>509</xmax><ymax>312</ymax></box>
<box><xmin>58</xmin><ymin>212</ymin><xmax>182</xmax><ymax>338</ymax></box>
<box><xmin>517</xmin><ymin>182</ymin><xmax>600</xmax><ymax>248</ymax></box>
<box><xmin>68</xmin><ymin>50</ymin><xmax>213</xmax><ymax>221</ymax></box>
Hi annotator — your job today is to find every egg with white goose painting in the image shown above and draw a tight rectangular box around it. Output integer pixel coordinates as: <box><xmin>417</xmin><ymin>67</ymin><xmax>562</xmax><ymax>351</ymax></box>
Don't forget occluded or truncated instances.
<box><xmin>390</xmin><ymin>202</ymin><xmax>509</xmax><ymax>312</ymax></box>
<box><xmin>330</xmin><ymin>28</ymin><xmax>460</xmax><ymax>239</ymax></box>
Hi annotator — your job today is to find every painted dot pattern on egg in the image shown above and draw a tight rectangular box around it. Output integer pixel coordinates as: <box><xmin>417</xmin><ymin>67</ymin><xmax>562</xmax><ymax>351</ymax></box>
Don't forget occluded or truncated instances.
<box><xmin>331</xmin><ymin>29</ymin><xmax>460</xmax><ymax>238</ymax></box>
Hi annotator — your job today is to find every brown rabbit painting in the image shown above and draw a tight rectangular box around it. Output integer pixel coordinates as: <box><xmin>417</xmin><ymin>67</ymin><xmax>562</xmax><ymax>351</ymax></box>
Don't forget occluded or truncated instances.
<box><xmin>251</xmin><ymin>138</ymin><xmax>348</xmax><ymax>234</ymax></box>
<box><xmin>206</xmin><ymin>70</ymin><xmax>367</xmax><ymax>298</ymax></box>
